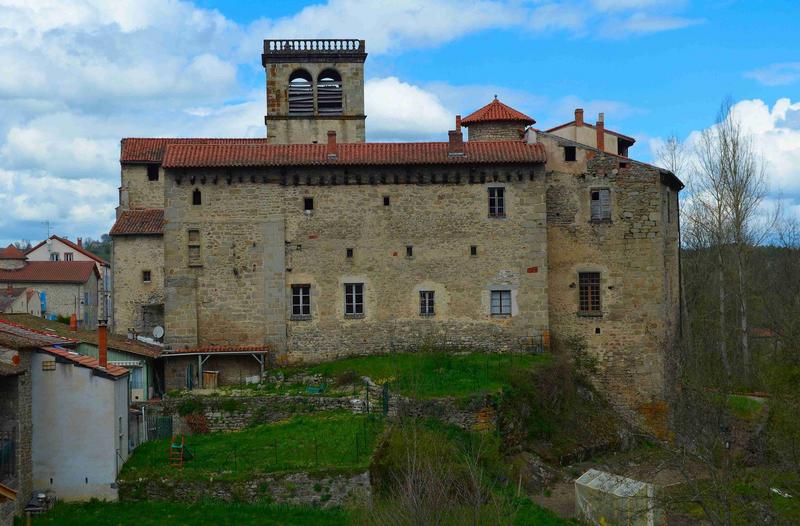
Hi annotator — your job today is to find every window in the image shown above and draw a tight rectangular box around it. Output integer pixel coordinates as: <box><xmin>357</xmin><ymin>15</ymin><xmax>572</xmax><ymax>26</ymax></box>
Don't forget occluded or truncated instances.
<box><xmin>42</xmin><ymin>360</ymin><xmax>56</xmax><ymax>371</ymax></box>
<box><xmin>344</xmin><ymin>283</ymin><xmax>364</xmax><ymax>317</ymax></box>
<box><xmin>304</xmin><ymin>197</ymin><xmax>314</xmax><ymax>212</ymax></box>
<box><xmin>383</xmin><ymin>196</ymin><xmax>390</xmax><ymax>206</ymax></box>
<box><xmin>470</xmin><ymin>245</ymin><xmax>477</xmax><ymax>256</ymax></box>
<box><xmin>406</xmin><ymin>245</ymin><xmax>413</xmax><ymax>258</ymax></box>
<box><xmin>564</xmin><ymin>146</ymin><xmax>577</xmax><ymax>162</ymax></box>
<box><xmin>147</xmin><ymin>164</ymin><xmax>159</xmax><ymax>181</ymax></box>
<box><xmin>419</xmin><ymin>291</ymin><xmax>435</xmax><ymax>316</ymax></box>
<box><xmin>50</xmin><ymin>253</ymin><xmax>60</xmax><ymax>261</ymax></box>
<box><xmin>188</xmin><ymin>229</ymin><xmax>201</xmax><ymax>267</ymax></box>
<box><xmin>291</xmin><ymin>285</ymin><xmax>311</xmax><ymax>319</ymax></box>
<box><xmin>578</xmin><ymin>272</ymin><xmax>601</xmax><ymax>314</ymax></box>
<box><xmin>346</xmin><ymin>248</ymin><xmax>353</xmax><ymax>259</ymax></box>
<box><xmin>142</xmin><ymin>270</ymin><xmax>151</xmax><ymax>283</ymax></box>
<box><xmin>288</xmin><ymin>69</ymin><xmax>313</xmax><ymax>115</ymax></box>
<box><xmin>64</xmin><ymin>252</ymin><xmax>73</xmax><ymax>261</ymax></box>
<box><xmin>490</xmin><ymin>290</ymin><xmax>511</xmax><ymax>316</ymax></box>
<box><xmin>317</xmin><ymin>69</ymin><xmax>343</xmax><ymax>116</ymax></box>
<box><xmin>590</xmin><ymin>189</ymin><xmax>611</xmax><ymax>221</ymax></box>
<box><xmin>192</xmin><ymin>189</ymin><xmax>202</xmax><ymax>205</ymax></box>
<box><xmin>488</xmin><ymin>187</ymin><xmax>505</xmax><ymax>217</ymax></box>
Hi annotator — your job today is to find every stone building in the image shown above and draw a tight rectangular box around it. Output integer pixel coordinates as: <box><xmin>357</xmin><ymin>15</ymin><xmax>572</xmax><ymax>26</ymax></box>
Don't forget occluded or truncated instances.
<box><xmin>112</xmin><ymin>38</ymin><xmax>682</xmax><ymax>425</ymax></box>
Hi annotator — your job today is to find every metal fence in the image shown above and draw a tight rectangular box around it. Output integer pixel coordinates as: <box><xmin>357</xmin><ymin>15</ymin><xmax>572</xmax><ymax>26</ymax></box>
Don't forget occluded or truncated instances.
<box><xmin>0</xmin><ymin>431</ymin><xmax>15</xmax><ymax>480</ymax></box>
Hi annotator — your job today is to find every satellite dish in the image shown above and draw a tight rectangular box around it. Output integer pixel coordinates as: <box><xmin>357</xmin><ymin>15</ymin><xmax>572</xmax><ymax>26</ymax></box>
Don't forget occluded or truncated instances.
<box><xmin>152</xmin><ymin>326</ymin><xmax>165</xmax><ymax>339</ymax></box>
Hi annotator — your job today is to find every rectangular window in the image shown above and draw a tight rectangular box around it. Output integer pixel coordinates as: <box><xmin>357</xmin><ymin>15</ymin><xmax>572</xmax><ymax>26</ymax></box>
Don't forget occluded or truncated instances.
<box><xmin>564</xmin><ymin>146</ymin><xmax>577</xmax><ymax>162</ymax></box>
<box><xmin>42</xmin><ymin>360</ymin><xmax>56</xmax><ymax>371</ymax></box>
<box><xmin>142</xmin><ymin>270</ymin><xmax>151</xmax><ymax>283</ymax></box>
<box><xmin>590</xmin><ymin>189</ymin><xmax>611</xmax><ymax>221</ymax></box>
<box><xmin>383</xmin><ymin>196</ymin><xmax>390</xmax><ymax>206</ymax></box>
<box><xmin>50</xmin><ymin>253</ymin><xmax>60</xmax><ymax>261</ymax></box>
<box><xmin>291</xmin><ymin>284</ymin><xmax>311</xmax><ymax>319</ymax></box>
<box><xmin>304</xmin><ymin>197</ymin><xmax>314</xmax><ymax>211</ymax></box>
<box><xmin>192</xmin><ymin>189</ymin><xmax>202</xmax><ymax>205</ymax></box>
<box><xmin>344</xmin><ymin>283</ymin><xmax>364</xmax><ymax>317</ymax></box>
<box><xmin>470</xmin><ymin>245</ymin><xmax>477</xmax><ymax>256</ymax></box>
<box><xmin>490</xmin><ymin>290</ymin><xmax>511</xmax><ymax>316</ymax></box>
<box><xmin>579</xmin><ymin>272</ymin><xmax>602</xmax><ymax>314</ymax></box>
<box><xmin>147</xmin><ymin>164</ymin><xmax>159</xmax><ymax>181</ymax></box>
<box><xmin>488</xmin><ymin>187</ymin><xmax>505</xmax><ymax>217</ymax></box>
<box><xmin>406</xmin><ymin>245</ymin><xmax>413</xmax><ymax>258</ymax></box>
<box><xmin>187</xmin><ymin>229</ymin><xmax>202</xmax><ymax>267</ymax></box>
<box><xmin>419</xmin><ymin>291</ymin><xmax>435</xmax><ymax>316</ymax></box>
<box><xmin>346</xmin><ymin>248</ymin><xmax>353</xmax><ymax>259</ymax></box>
<box><xmin>64</xmin><ymin>252</ymin><xmax>73</xmax><ymax>261</ymax></box>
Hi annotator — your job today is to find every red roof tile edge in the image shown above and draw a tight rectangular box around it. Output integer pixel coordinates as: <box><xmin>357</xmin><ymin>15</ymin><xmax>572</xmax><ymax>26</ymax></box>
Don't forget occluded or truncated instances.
<box><xmin>40</xmin><ymin>346</ymin><xmax>129</xmax><ymax>377</ymax></box>
<box><xmin>26</xmin><ymin>236</ymin><xmax>109</xmax><ymax>266</ymax></box>
<box><xmin>165</xmin><ymin>345</ymin><xmax>272</xmax><ymax>355</ymax></box>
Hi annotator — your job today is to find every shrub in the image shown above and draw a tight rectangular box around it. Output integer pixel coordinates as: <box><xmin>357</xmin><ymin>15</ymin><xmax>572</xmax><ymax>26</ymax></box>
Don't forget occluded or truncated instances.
<box><xmin>178</xmin><ymin>399</ymin><xmax>204</xmax><ymax>416</ymax></box>
<box><xmin>335</xmin><ymin>370</ymin><xmax>361</xmax><ymax>386</ymax></box>
<box><xmin>185</xmin><ymin>413</ymin><xmax>210</xmax><ymax>434</ymax></box>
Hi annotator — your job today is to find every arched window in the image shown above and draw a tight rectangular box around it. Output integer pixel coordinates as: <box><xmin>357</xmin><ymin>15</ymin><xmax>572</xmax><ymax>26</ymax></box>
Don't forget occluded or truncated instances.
<box><xmin>317</xmin><ymin>69</ymin><xmax>342</xmax><ymax>115</ymax></box>
<box><xmin>288</xmin><ymin>69</ymin><xmax>313</xmax><ymax>115</ymax></box>
<box><xmin>192</xmin><ymin>189</ymin><xmax>202</xmax><ymax>205</ymax></box>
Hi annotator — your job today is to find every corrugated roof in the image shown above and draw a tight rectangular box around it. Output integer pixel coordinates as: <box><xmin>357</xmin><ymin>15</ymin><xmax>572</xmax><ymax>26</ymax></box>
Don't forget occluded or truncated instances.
<box><xmin>26</xmin><ymin>235</ymin><xmax>109</xmax><ymax>266</ymax></box>
<box><xmin>0</xmin><ymin>245</ymin><xmax>26</xmax><ymax>260</ymax></box>
<box><xmin>0</xmin><ymin>261</ymin><xmax>99</xmax><ymax>284</ymax></box>
<box><xmin>161</xmin><ymin>141</ymin><xmax>546</xmax><ymax>168</ymax></box>
<box><xmin>164</xmin><ymin>345</ymin><xmax>271</xmax><ymax>356</ymax></box>
<box><xmin>121</xmin><ymin>138</ymin><xmax>267</xmax><ymax>163</ymax></box>
<box><xmin>109</xmin><ymin>209</ymin><xmax>165</xmax><ymax>236</ymax></box>
<box><xmin>40</xmin><ymin>346</ymin><xmax>129</xmax><ymax>378</ymax></box>
<box><xmin>461</xmin><ymin>98</ymin><xmax>535</xmax><ymax>126</ymax></box>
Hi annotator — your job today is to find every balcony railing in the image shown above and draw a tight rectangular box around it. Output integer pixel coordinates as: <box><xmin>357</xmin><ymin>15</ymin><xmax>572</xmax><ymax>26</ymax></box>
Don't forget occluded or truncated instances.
<box><xmin>264</xmin><ymin>39</ymin><xmax>365</xmax><ymax>54</ymax></box>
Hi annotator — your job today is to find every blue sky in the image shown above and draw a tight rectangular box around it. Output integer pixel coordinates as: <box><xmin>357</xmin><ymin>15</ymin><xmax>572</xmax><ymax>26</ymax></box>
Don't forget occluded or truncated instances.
<box><xmin>1</xmin><ymin>0</ymin><xmax>799</xmax><ymax>246</ymax></box>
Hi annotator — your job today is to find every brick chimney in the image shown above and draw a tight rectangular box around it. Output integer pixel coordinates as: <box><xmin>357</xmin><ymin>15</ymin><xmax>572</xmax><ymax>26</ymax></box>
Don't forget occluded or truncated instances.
<box><xmin>98</xmin><ymin>320</ymin><xmax>108</xmax><ymax>368</ymax></box>
<box><xmin>326</xmin><ymin>131</ymin><xmax>337</xmax><ymax>160</ymax></box>
<box><xmin>69</xmin><ymin>313</ymin><xmax>77</xmax><ymax>332</ymax></box>
<box><xmin>596</xmin><ymin>113</ymin><xmax>605</xmax><ymax>152</ymax></box>
<box><xmin>448</xmin><ymin>115</ymin><xmax>464</xmax><ymax>156</ymax></box>
<box><xmin>77</xmin><ymin>237</ymin><xmax>82</xmax><ymax>248</ymax></box>
<box><xmin>575</xmin><ymin>108</ymin><xmax>584</xmax><ymax>127</ymax></box>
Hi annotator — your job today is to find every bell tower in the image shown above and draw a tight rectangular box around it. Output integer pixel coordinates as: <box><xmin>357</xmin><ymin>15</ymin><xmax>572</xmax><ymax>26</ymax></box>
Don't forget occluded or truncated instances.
<box><xmin>262</xmin><ymin>39</ymin><xmax>367</xmax><ymax>144</ymax></box>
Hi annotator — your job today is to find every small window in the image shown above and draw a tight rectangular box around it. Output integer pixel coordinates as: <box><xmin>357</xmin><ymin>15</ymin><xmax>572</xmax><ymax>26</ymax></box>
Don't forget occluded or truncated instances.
<box><xmin>142</xmin><ymin>270</ymin><xmax>151</xmax><ymax>283</ymax></box>
<box><xmin>590</xmin><ymin>189</ymin><xmax>611</xmax><ymax>221</ymax></box>
<box><xmin>470</xmin><ymin>245</ymin><xmax>477</xmax><ymax>256</ymax></box>
<box><xmin>291</xmin><ymin>284</ymin><xmax>311</xmax><ymax>319</ymax></box>
<box><xmin>344</xmin><ymin>283</ymin><xmax>364</xmax><ymax>317</ymax></box>
<box><xmin>42</xmin><ymin>360</ymin><xmax>56</xmax><ymax>371</ymax></box>
<box><xmin>490</xmin><ymin>290</ymin><xmax>511</xmax><ymax>316</ymax></box>
<box><xmin>64</xmin><ymin>252</ymin><xmax>74</xmax><ymax>261</ymax></box>
<box><xmin>383</xmin><ymin>196</ymin><xmax>390</xmax><ymax>206</ymax></box>
<box><xmin>192</xmin><ymin>189</ymin><xmax>202</xmax><ymax>205</ymax></box>
<box><xmin>564</xmin><ymin>146</ymin><xmax>576</xmax><ymax>162</ymax></box>
<box><xmin>419</xmin><ymin>291</ymin><xmax>435</xmax><ymax>316</ymax></box>
<box><xmin>50</xmin><ymin>253</ymin><xmax>60</xmax><ymax>261</ymax></box>
<box><xmin>346</xmin><ymin>248</ymin><xmax>353</xmax><ymax>259</ymax></box>
<box><xmin>406</xmin><ymin>245</ymin><xmax>413</xmax><ymax>258</ymax></box>
<box><xmin>488</xmin><ymin>187</ymin><xmax>505</xmax><ymax>218</ymax></box>
<box><xmin>579</xmin><ymin>272</ymin><xmax>601</xmax><ymax>314</ymax></box>
<box><xmin>304</xmin><ymin>197</ymin><xmax>314</xmax><ymax>211</ymax></box>
<box><xmin>188</xmin><ymin>229</ymin><xmax>201</xmax><ymax>267</ymax></box>
<box><xmin>147</xmin><ymin>164</ymin><xmax>159</xmax><ymax>181</ymax></box>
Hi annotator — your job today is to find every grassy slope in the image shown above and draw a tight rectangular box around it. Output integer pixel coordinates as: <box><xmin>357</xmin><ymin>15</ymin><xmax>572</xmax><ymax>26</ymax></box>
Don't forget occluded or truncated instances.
<box><xmin>120</xmin><ymin>413</ymin><xmax>383</xmax><ymax>482</ymax></box>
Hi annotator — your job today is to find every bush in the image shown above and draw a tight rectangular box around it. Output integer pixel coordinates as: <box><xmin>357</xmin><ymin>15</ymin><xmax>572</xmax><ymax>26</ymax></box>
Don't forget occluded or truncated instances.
<box><xmin>334</xmin><ymin>370</ymin><xmax>361</xmax><ymax>387</ymax></box>
<box><xmin>178</xmin><ymin>399</ymin><xmax>204</xmax><ymax>416</ymax></box>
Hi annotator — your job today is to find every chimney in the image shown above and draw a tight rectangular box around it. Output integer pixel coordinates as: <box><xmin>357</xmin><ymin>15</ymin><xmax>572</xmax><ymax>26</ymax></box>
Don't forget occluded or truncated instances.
<box><xmin>326</xmin><ymin>131</ymin><xmax>337</xmax><ymax>160</ymax></box>
<box><xmin>575</xmin><ymin>108</ymin><xmax>584</xmax><ymax>127</ymax></box>
<box><xmin>69</xmin><ymin>313</ymin><xmax>77</xmax><ymax>332</ymax></box>
<box><xmin>596</xmin><ymin>113</ymin><xmax>605</xmax><ymax>152</ymax></box>
<box><xmin>448</xmin><ymin>116</ymin><xmax>464</xmax><ymax>156</ymax></box>
<box><xmin>77</xmin><ymin>237</ymin><xmax>82</xmax><ymax>248</ymax></box>
<box><xmin>455</xmin><ymin>114</ymin><xmax>462</xmax><ymax>132</ymax></box>
<box><xmin>98</xmin><ymin>320</ymin><xmax>108</xmax><ymax>368</ymax></box>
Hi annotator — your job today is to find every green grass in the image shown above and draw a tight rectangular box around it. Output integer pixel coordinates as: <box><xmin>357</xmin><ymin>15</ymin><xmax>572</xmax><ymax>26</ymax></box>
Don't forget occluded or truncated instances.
<box><xmin>24</xmin><ymin>500</ymin><xmax>347</xmax><ymax>526</ymax></box>
<box><xmin>120</xmin><ymin>413</ymin><xmax>383</xmax><ymax>482</ymax></box>
<box><xmin>727</xmin><ymin>394</ymin><xmax>766</xmax><ymax>421</ymax></box>
<box><xmin>305</xmin><ymin>351</ymin><xmax>549</xmax><ymax>399</ymax></box>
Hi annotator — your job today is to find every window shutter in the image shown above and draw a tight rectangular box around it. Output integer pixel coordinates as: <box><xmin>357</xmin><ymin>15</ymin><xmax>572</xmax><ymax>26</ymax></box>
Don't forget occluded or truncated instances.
<box><xmin>590</xmin><ymin>192</ymin><xmax>601</xmax><ymax>220</ymax></box>
<box><xmin>600</xmin><ymin>189</ymin><xmax>611</xmax><ymax>219</ymax></box>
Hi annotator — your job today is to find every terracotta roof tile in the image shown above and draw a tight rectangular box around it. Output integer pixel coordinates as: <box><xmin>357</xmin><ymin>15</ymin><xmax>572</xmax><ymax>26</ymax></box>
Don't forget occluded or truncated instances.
<box><xmin>461</xmin><ymin>99</ymin><xmax>535</xmax><ymax>126</ymax></box>
<box><xmin>0</xmin><ymin>318</ymin><xmax>78</xmax><ymax>346</ymax></box>
<box><xmin>26</xmin><ymin>236</ymin><xmax>109</xmax><ymax>266</ymax></box>
<box><xmin>0</xmin><ymin>245</ymin><xmax>26</xmax><ymax>260</ymax></box>
<box><xmin>110</xmin><ymin>209</ymin><xmax>165</xmax><ymax>236</ymax></box>
<box><xmin>40</xmin><ymin>346</ymin><xmax>129</xmax><ymax>378</ymax></box>
<box><xmin>121</xmin><ymin>138</ymin><xmax>267</xmax><ymax>163</ymax></box>
<box><xmin>165</xmin><ymin>345</ymin><xmax>271</xmax><ymax>355</ymax></box>
<box><xmin>0</xmin><ymin>261</ymin><xmax>99</xmax><ymax>284</ymax></box>
<box><xmin>161</xmin><ymin>141</ymin><xmax>546</xmax><ymax>169</ymax></box>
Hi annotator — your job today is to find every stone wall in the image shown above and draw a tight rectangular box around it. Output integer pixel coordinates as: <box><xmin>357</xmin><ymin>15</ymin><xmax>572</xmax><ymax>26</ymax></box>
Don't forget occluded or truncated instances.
<box><xmin>0</xmin><ymin>352</ymin><xmax>33</xmax><ymax>521</ymax></box>
<box><xmin>111</xmin><ymin>235</ymin><xmax>164</xmax><ymax>336</ymax></box>
<box><xmin>119</xmin><ymin>165</ymin><xmax>165</xmax><ymax>211</ymax></box>
<box><xmin>119</xmin><ymin>470</ymin><xmax>370</xmax><ymax>508</ymax></box>
<box><xmin>466</xmin><ymin>122</ymin><xmax>526</xmax><ymax>141</ymax></box>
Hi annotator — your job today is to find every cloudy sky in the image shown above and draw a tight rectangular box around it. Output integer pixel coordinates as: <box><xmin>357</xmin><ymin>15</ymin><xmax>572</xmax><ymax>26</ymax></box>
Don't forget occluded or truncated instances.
<box><xmin>0</xmin><ymin>0</ymin><xmax>798</xmax><ymax>246</ymax></box>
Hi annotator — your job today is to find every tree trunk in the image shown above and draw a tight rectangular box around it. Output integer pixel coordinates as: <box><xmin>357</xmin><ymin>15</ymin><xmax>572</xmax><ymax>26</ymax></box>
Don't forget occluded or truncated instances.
<box><xmin>736</xmin><ymin>248</ymin><xmax>750</xmax><ymax>383</ymax></box>
<box><xmin>716</xmin><ymin>245</ymin><xmax>731</xmax><ymax>379</ymax></box>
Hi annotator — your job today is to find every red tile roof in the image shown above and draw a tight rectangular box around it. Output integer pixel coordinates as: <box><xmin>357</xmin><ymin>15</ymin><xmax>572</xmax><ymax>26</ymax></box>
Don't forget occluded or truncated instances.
<box><xmin>461</xmin><ymin>98</ymin><xmax>535</xmax><ymax>126</ymax></box>
<box><xmin>121</xmin><ymin>138</ymin><xmax>267</xmax><ymax>163</ymax></box>
<box><xmin>0</xmin><ymin>261</ymin><xmax>99</xmax><ymax>284</ymax></box>
<box><xmin>40</xmin><ymin>346</ymin><xmax>129</xmax><ymax>378</ymax></box>
<box><xmin>161</xmin><ymin>141</ymin><xmax>546</xmax><ymax>169</ymax></box>
<box><xmin>545</xmin><ymin>121</ymin><xmax>636</xmax><ymax>144</ymax></box>
<box><xmin>26</xmin><ymin>236</ymin><xmax>109</xmax><ymax>266</ymax></box>
<box><xmin>0</xmin><ymin>318</ymin><xmax>79</xmax><ymax>346</ymax></box>
<box><xmin>0</xmin><ymin>245</ymin><xmax>26</xmax><ymax>260</ymax></box>
<box><xmin>164</xmin><ymin>345</ymin><xmax>272</xmax><ymax>356</ymax></box>
<box><xmin>110</xmin><ymin>209</ymin><xmax>165</xmax><ymax>236</ymax></box>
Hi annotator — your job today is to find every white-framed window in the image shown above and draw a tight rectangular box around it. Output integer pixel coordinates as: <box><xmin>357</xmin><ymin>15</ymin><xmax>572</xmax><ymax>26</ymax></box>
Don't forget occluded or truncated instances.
<box><xmin>488</xmin><ymin>187</ymin><xmax>505</xmax><ymax>217</ymax></box>
<box><xmin>291</xmin><ymin>284</ymin><xmax>311</xmax><ymax>319</ymax></box>
<box><xmin>490</xmin><ymin>290</ymin><xmax>511</xmax><ymax>316</ymax></box>
<box><xmin>50</xmin><ymin>253</ymin><xmax>60</xmax><ymax>261</ymax></box>
<box><xmin>419</xmin><ymin>291</ymin><xmax>435</xmax><ymax>316</ymax></box>
<box><xmin>344</xmin><ymin>283</ymin><xmax>364</xmax><ymax>317</ymax></box>
<box><xmin>64</xmin><ymin>252</ymin><xmax>73</xmax><ymax>261</ymax></box>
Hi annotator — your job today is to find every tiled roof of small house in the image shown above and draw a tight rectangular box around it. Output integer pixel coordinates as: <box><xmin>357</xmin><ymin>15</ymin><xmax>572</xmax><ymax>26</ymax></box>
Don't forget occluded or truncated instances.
<box><xmin>121</xmin><ymin>138</ymin><xmax>267</xmax><ymax>163</ymax></box>
<box><xmin>461</xmin><ymin>98</ymin><xmax>535</xmax><ymax>126</ymax></box>
<box><xmin>164</xmin><ymin>345</ymin><xmax>272</xmax><ymax>356</ymax></box>
<box><xmin>161</xmin><ymin>140</ymin><xmax>546</xmax><ymax>168</ymax></box>
<box><xmin>40</xmin><ymin>346</ymin><xmax>129</xmax><ymax>378</ymax></box>
<box><xmin>26</xmin><ymin>235</ymin><xmax>109</xmax><ymax>266</ymax></box>
<box><xmin>0</xmin><ymin>318</ymin><xmax>78</xmax><ymax>347</ymax></box>
<box><xmin>0</xmin><ymin>261</ymin><xmax>99</xmax><ymax>284</ymax></box>
<box><xmin>0</xmin><ymin>245</ymin><xmax>26</xmax><ymax>260</ymax></box>
<box><xmin>110</xmin><ymin>209</ymin><xmax>165</xmax><ymax>236</ymax></box>
<box><xmin>545</xmin><ymin>120</ymin><xmax>636</xmax><ymax>144</ymax></box>
<box><xmin>0</xmin><ymin>287</ymin><xmax>27</xmax><ymax>312</ymax></box>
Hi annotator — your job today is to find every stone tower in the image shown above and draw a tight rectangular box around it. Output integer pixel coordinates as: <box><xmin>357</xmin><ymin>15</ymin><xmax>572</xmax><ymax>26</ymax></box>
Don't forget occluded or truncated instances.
<box><xmin>262</xmin><ymin>39</ymin><xmax>367</xmax><ymax>144</ymax></box>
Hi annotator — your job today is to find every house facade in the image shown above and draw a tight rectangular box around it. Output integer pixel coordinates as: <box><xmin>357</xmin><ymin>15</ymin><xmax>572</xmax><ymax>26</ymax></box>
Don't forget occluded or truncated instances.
<box><xmin>0</xmin><ymin>287</ymin><xmax>41</xmax><ymax>316</ymax></box>
<box><xmin>112</xmin><ymin>39</ymin><xmax>681</xmax><ymax>426</ymax></box>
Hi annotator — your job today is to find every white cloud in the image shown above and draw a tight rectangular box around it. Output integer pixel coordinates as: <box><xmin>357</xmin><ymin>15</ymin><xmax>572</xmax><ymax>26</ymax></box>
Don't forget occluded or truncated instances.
<box><xmin>745</xmin><ymin>62</ymin><xmax>800</xmax><ymax>87</ymax></box>
<box><xmin>365</xmin><ymin>77</ymin><xmax>453</xmax><ymax>140</ymax></box>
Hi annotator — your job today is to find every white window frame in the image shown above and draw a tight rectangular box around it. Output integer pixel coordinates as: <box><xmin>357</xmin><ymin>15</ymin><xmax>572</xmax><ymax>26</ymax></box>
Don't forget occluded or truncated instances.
<box><xmin>291</xmin><ymin>284</ymin><xmax>311</xmax><ymax>319</ymax></box>
<box><xmin>490</xmin><ymin>290</ymin><xmax>512</xmax><ymax>316</ymax></box>
<box><xmin>419</xmin><ymin>291</ymin><xmax>435</xmax><ymax>316</ymax></box>
<box><xmin>344</xmin><ymin>283</ymin><xmax>364</xmax><ymax>318</ymax></box>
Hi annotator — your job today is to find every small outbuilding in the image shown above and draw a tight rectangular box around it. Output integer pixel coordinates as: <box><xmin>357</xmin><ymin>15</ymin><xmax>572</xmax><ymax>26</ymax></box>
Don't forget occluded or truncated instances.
<box><xmin>575</xmin><ymin>468</ymin><xmax>663</xmax><ymax>526</ymax></box>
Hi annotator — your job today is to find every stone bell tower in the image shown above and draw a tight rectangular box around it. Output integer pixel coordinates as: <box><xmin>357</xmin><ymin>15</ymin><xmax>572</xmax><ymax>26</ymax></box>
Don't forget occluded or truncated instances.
<box><xmin>262</xmin><ymin>39</ymin><xmax>367</xmax><ymax>144</ymax></box>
